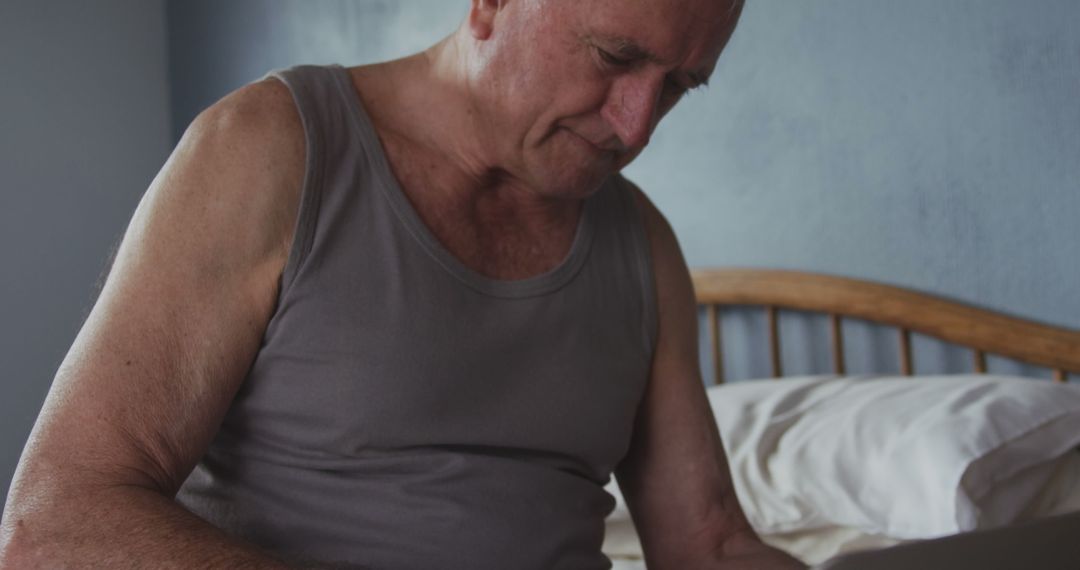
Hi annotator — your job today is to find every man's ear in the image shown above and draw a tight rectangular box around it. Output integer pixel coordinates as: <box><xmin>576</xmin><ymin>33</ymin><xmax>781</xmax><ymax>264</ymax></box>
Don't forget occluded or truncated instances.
<box><xmin>468</xmin><ymin>0</ymin><xmax>502</xmax><ymax>40</ymax></box>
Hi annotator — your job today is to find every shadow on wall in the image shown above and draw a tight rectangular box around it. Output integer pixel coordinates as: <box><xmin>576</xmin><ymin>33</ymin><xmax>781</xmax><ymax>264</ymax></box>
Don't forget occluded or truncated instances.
<box><xmin>166</xmin><ymin>0</ymin><xmax>464</xmax><ymax>142</ymax></box>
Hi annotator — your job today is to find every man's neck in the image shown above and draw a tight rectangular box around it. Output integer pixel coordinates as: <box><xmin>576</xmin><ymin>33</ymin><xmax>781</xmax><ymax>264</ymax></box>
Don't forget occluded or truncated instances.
<box><xmin>345</xmin><ymin>37</ymin><xmax>584</xmax><ymax>279</ymax></box>
<box><xmin>355</xmin><ymin>35</ymin><xmax>579</xmax><ymax>225</ymax></box>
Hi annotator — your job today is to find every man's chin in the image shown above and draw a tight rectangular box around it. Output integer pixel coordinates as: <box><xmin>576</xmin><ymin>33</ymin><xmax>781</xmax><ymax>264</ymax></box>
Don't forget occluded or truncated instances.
<box><xmin>528</xmin><ymin>158</ymin><xmax>619</xmax><ymax>199</ymax></box>
<box><xmin>536</xmin><ymin>170</ymin><xmax>613</xmax><ymax>200</ymax></box>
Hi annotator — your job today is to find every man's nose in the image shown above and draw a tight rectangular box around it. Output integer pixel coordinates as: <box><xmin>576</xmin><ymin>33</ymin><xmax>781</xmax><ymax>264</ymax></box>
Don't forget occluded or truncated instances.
<box><xmin>601</xmin><ymin>74</ymin><xmax>662</xmax><ymax>151</ymax></box>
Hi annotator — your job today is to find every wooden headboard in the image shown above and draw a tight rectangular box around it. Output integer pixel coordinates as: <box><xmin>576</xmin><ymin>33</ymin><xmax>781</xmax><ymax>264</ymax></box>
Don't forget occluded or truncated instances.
<box><xmin>691</xmin><ymin>268</ymin><xmax>1080</xmax><ymax>384</ymax></box>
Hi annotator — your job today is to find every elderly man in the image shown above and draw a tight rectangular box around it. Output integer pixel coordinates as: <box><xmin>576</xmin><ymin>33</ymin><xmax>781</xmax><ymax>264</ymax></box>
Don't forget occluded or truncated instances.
<box><xmin>2</xmin><ymin>0</ymin><xmax>804</xmax><ymax>568</ymax></box>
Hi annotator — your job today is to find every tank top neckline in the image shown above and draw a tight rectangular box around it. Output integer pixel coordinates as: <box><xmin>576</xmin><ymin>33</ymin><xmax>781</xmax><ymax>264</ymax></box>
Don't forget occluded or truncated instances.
<box><xmin>327</xmin><ymin>64</ymin><xmax>599</xmax><ymax>299</ymax></box>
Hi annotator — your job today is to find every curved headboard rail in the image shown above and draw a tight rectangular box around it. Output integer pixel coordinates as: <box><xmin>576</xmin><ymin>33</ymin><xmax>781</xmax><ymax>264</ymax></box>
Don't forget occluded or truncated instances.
<box><xmin>691</xmin><ymin>268</ymin><xmax>1080</xmax><ymax>382</ymax></box>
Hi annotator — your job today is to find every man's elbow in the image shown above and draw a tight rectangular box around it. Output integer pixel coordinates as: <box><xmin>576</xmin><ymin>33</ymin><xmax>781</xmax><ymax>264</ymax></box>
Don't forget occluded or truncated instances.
<box><xmin>0</xmin><ymin>510</ymin><xmax>50</xmax><ymax>569</ymax></box>
<box><xmin>1</xmin><ymin>477</ymin><xmax>100</xmax><ymax>568</ymax></box>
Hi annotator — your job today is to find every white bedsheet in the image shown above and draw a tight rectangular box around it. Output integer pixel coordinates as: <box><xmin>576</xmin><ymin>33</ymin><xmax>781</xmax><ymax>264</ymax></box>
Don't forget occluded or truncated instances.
<box><xmin>770</xmin><ymin>449</ymin><xmax>1080</xmax><ymax>565</ymax></box>
<box><xmin>708</xmin><ymin>374</ymin><xmax>1080</xmax><ymax>538</ymax></box>
<box><xmin>607</xmin><ymin>451</ymin><xmax>1080</xmax><ymax>566</ymax></box>
<box><xmin>603</xmin><ymin>373</ymin><xmax>1080</xmax><ymax>567</ymax></box>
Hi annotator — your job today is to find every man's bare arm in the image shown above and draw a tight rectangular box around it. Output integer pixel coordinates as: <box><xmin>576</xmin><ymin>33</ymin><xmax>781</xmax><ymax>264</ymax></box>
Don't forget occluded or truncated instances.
<box><xmin>0</xmin><ymin>79</ymin><xmax>305</xmax><ymax>568</ymax></box>
<box><xmin>614</xmin><ymin>184</ymin><xmax>805</xmax><ymax>569</ymax></box>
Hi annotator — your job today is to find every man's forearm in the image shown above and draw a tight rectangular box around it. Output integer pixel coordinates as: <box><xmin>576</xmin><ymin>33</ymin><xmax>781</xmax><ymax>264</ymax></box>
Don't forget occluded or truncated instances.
<box><xmin>1</xmin><ymin>483</ymin><xmax>290</xmax><ymax>569</ymax></box>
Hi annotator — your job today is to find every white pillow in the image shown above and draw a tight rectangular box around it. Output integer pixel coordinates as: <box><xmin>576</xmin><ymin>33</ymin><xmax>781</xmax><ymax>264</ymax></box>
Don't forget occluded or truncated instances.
<box><xmin>707</xmin><ymin>374</ymin><xmax>1080</xmax><ymax>539</ymax></box>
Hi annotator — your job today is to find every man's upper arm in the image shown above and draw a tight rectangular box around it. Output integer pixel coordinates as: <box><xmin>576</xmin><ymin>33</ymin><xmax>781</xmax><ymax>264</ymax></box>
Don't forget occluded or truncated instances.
<box><xmin>614</xmin><ymin>184</ymin><xmax>758</xmax><ymax>566</ymax></box>
<box><xmin>7</xmin><ymin>78</ymin><xmax>305</xmax><ymax>506</ymax></box>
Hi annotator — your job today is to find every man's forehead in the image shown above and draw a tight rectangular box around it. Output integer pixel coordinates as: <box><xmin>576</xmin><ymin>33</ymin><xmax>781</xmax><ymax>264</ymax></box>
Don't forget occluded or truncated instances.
<box><xmin>560</xmin><ymin>0</ymin><xmax>742</xmax><ymax>33</ymax></box>
<box><xmin>570</xmin><ymin>0</ymin><xmax>742</xmax><ymax>79</ymax></box>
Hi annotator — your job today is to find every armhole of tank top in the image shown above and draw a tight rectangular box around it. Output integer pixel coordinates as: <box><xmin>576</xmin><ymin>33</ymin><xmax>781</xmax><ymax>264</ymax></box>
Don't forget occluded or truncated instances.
<box><xmin>266</xmin><ymin>70</ymin><xmax>325</xmax><ymax>298</ymax></box>
<box><xmin>621</xmin><ymin>179</ymin><xmax>659</xmax><ymax>358</ymax></box>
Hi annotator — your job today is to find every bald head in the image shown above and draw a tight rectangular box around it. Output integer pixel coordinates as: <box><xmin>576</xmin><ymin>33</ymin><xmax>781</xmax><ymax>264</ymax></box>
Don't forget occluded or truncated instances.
<box><xmin>430</xmin><ymin>0</ymin><xmax>745</xmax><ymax>198</ymax></box>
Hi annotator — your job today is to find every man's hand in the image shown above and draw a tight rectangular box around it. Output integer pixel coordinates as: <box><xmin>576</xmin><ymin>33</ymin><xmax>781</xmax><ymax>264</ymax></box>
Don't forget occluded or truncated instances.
<box><xmin>710</xmin><ymin>551</ymin><xmax>808</xmax><ymax>569</ymax></box>
<box><xmin>707</xmin><ymin>531</ymin><xmax>808</xmax><ymax>569</ymax></box>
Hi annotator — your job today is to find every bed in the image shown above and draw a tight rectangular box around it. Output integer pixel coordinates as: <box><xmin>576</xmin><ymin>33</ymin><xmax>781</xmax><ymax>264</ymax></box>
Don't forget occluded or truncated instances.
<box><xmin>604</xmin><ymin>268</ymin><xmax>1080</xmax><ymax>568</ymax></box>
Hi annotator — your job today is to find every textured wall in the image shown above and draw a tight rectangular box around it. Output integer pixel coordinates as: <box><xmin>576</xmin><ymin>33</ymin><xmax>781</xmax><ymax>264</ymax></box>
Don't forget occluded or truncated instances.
<box><xmin>0</xmin><ymin>1</ymin><xmax>173</xmax><ymax>501</ymax></box>
<box><xmin>166</xmin><ymin>0</ymin><xmax>465</xmax><ymax>140</ymax></box>
<box><xmin>638</xmin><ymin>0</ymin><xmax>1080</xmax><ymax>379</ymax></box>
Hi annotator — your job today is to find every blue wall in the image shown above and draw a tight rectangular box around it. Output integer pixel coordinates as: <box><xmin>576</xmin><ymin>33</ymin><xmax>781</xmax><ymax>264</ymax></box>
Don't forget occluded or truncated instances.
<box><xmin>1</xmin><ymin>0</ymin><xmax>173</xmax><ymax>504</ymax></box>
<box><xmin>166</xmin><ymin>0</ymin><xmax>464</xmax><ymax>141</ymax></box>
<box><xmin>165</xmin><ymin>0</ymin><xmax>1079</xmax><ymax>381</ymax></box>
<box><xmin>642</xmin><ymin>0</ymin><xmax>1080</xmax><ymax>379</ymax></box>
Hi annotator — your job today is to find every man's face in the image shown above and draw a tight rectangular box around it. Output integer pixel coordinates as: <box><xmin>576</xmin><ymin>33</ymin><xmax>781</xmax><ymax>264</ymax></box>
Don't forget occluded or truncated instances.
<box><xmin>472</xmin><ymin>0</ymin><xmax>742</xmax><ymax>199</ymax></box>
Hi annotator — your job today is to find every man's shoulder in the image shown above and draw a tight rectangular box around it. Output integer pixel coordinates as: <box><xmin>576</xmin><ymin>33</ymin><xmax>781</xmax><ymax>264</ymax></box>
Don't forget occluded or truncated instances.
<box><xmin>177</xmin><ymin>77</ymin><xmax>306</xmax><ymax>210</ymax></box>
<box><xmin>612</xmin><ymin>175</ymin><xmax>691</xmax><ymax>307</ymax></box>
<box><xmin>190</xmin><ymin>77</ymin><xmax>304</xmax><ymax>159</ymax></box>
<box><xmin>152</xmin><ymin>79</ymin><xmax>306</xmax><ymax>273</ymax></box>
<box><xmin>613</xmin><ymin>174</ymin><xmax>669</xmax><ymax>238</ymax></box>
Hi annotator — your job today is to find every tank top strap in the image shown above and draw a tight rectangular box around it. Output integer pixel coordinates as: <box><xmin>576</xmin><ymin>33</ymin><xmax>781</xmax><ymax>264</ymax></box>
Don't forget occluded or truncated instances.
<box><xmin>261</xmin><ymin>64</ymin><xmax>345</xmax><ymax>294</ymax></box>
<box><xmin>610</xmin><ymin>176</ymin><xmax>659</xmax><ymax>355</ymax></box>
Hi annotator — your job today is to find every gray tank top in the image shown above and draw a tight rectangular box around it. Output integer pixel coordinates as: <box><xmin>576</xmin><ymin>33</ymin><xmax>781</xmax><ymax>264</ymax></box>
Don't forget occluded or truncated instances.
<box><xmin>177</xmin><ymin>64</ymin><xmax>657</xmax><ymax>570</ymax></box>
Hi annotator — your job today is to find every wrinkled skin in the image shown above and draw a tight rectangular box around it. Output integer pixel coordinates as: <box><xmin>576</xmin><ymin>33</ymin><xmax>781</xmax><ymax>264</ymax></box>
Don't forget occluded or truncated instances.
<box><xmin>462</xmin><ymin>0</ymin><xmax>743</xmax><ymax>200</ymax></box>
